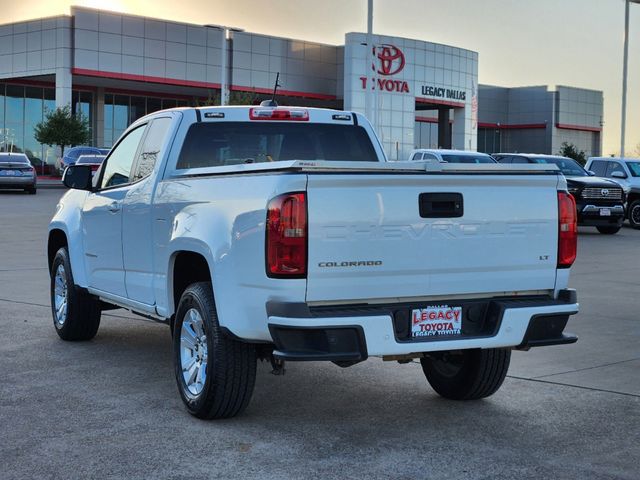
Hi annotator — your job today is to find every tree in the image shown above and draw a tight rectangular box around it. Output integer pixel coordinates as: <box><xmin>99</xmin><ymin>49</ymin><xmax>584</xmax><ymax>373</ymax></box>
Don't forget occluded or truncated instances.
<box><xmin>558</xmin><ymin>142</ymin><xmax>587</xmax><ymax>166</ymax></box>
<box><xmin>34</xmin><ymin>105</ymin><xmax>91</xmax><ymax>159</ymax></box>
<box><xmin>194</xmin><ymin>90</ymin><xmax>259</xmax><ymax>107</ymax></box>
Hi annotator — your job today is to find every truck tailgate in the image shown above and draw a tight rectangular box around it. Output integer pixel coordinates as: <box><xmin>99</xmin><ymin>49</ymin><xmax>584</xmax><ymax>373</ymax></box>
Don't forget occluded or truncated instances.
<box><xmin>305</xmin><ymin>173</ymin><xmax>560</xmax><ymax>303</ymax></box>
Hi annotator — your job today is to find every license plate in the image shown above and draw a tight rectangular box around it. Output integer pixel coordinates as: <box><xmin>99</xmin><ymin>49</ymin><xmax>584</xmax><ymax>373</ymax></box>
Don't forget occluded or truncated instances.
<box><xmin>600</xmin><ymin>208</ymin><xmax>611</xmax><ymax>216</ymax></box>
<box><xmin>1</xmin><ymin>170</ymin><xmax>16</xmax><ymax>176</ymax></box>
<box><xmin>411</xmin><ymin>305</ymin><xmax>462</xmax><ymax>338</ymax></box>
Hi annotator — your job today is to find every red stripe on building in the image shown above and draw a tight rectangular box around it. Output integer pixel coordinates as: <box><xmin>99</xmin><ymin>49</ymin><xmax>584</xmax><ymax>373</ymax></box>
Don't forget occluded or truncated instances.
<box><xmin>478</xmin><ymin>122</ymin><xmax>547</xmax><ymax>130</ymax></box>
<box><xmin>555</xmin><ymin>123</ymin><xmax>602</xmax><ymax>133</ymax></box>
<box><xmin>71</xmin><ymin>68</ymin><xmax>222</xmax><ymax>90</ymax></box>
<box><xmin>415</xmin><ymin>116</ymin><xmax>453</xmax><ymax>124</ymax></box>
<box><xmin>416</xmin><ymin>97</ymin><xmax>465</xmax><ymax>108</ymax></box>
<box><xmin>230</xmin><ymin>84</ymin><xmax>337</xmax><ymax>101</ymax></box>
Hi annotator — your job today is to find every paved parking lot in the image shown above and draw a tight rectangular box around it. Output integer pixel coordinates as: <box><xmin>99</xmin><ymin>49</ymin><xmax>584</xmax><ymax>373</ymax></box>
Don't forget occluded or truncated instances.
<box><xmin>1</xmin><ymin>189</ymin><xmax>639</xmax><ymax>479</ymax></box>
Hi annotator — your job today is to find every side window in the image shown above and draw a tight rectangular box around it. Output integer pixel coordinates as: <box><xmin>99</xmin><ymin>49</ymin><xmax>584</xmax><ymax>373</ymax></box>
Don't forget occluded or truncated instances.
<box><xmin>512</xmin><ymin>156</ymin><xmax>529</xmax><ymax>164</ymax></box>
<box><xmin>412</xmin><ymin>152</ymin><xmax>423</xmax><ymax>160</ymax></box>
<box><xmin>495</xmin><ymin>155</ymin><xmax>511</xmax><ymax>163</ymax></box>
<box><xmin>101</xmin><ymin>125</ymin><xmax>146</xmax><ymax>189</ymax></box>
<box><xmin>605</xmin><ymin>161</ymin><xmax>626</xmax><ymax>178</ymax></box>
<box><xmin>589</xmin><ymin>160</ymin><xmax>606</xmax><ymax>176</ymax></box>
<box><xmin>423</xmin><ymin>153</ymin><xmax>439</xmax><ymax>161</ymax></box>
<box><xmin>131</xmin><ymin>117</ymin><xmax>172</xmax><ymax>183</ymax></box>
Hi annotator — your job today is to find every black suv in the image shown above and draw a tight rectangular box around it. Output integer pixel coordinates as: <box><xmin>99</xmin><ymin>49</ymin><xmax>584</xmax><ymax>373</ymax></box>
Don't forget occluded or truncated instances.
<box><xmin>493</xmin><ymin>154</ymin><xmax>625</xmax><ymax>234</ymax></box>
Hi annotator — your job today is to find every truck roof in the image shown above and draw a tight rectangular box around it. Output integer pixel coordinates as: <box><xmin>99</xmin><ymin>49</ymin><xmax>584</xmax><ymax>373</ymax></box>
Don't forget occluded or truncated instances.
<box><xmin>412</xmin><ymin>149</ymin><xmax>491</xmax><ymax>156</ymax></box>
<box><xmin>192</xmin><ymin>105</ymin><xmax>360</xmax><ymax>124</ymax></box>
<box><xmin>493</xmin><ymin>153</ymin><xmax>573</xmax><ymax>160</ymax></box>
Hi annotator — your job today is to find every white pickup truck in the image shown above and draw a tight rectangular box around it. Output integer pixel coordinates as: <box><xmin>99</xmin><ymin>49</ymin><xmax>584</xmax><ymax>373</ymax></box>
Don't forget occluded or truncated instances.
<box><xmin>49</xmin><ymin>105</ymin><xmax>579</xmax><ymax>419</ymax></box>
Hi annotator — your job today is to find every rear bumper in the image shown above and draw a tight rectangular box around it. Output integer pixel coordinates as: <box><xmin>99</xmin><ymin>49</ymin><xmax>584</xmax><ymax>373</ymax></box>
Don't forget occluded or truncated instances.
<box><xmin>267</xmin><ymin>291</ymin><xmax>578</xmax><ymax>361</ymax></box>
<box><xmin>0</xmin><ymin>176</ymin><xmax>36</xmax><ymax>188</ymax></box>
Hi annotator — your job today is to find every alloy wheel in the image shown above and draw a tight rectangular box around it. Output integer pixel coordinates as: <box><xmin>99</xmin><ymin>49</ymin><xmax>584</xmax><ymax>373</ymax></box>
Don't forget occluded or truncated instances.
<box><xmin>180</xmin><ymin>308</ymin><xmax>209</xmax><ymax>396</ymax></box>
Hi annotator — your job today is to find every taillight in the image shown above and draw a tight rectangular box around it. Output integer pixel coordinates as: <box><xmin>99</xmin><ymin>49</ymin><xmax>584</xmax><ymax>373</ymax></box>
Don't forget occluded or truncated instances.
<box><xmin>266</xmin><ymin>192</ymin><xmax>307</xmax><ymax>277</ymax></box>
<box><xmin>558</xmin><ymin>192</ymin><xmax>577</xmax><ymax>268</ymax></box>
<box><xmin>250</xmin><ymin>108</ymin><xmax>309</xmax><ymax>121</ymax></box>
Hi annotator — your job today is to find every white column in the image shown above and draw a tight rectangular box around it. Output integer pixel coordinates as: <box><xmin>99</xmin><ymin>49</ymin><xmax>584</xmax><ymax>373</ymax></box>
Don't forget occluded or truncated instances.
<box><xmin>220</xmin><ymin>29</ymin><xmax>229</xmax><ymax>105</ymax></box>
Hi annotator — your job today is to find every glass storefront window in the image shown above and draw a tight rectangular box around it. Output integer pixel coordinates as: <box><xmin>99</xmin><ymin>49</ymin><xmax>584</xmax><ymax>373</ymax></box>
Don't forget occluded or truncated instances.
<box><xmin>111</xmin><ymin>95</ymin><xmax>129</xmax><ymax>146</ymax></box>
<box><xmin>24</xmin><ymin>87</ymin><xmax>44</xmax><ymax>167</ymax></box>
<box><xmin>130</xmin><ymin>96</ymin><xmax>146</xmax><ymax>124</ymax></box>
<box><xmin>5</xmin><ymin>85</ymin><xmax>25</xmax><ymax>155</ymax></box>
<box><xmin>44</xmin><ymin>88</ymin><xmax>55</xmax><ymax>115</ymax></box>
<box><xmin>147</xmin><ymin>98</ymin><xmax>162</xmax><ymax>114</ymax></box>
<box><xmin>0</xmin><ymin>83</ymin><xmax>96</xmax><ymax>174</ymax></box>
<box><xmin>161</xmin><ymin>99</ymin><xmax>177</xmax><ymax>109</ymax></box>
<box><xmin>103</xmin><ymin>93</ymin><xmax>198</xmax><ymax>147</ymax></box>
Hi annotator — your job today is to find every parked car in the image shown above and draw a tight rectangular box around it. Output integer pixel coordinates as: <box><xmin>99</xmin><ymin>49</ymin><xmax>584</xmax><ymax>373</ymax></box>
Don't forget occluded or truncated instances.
<box><xmin>50</xmin><ymin>105</ymin><xmax>579</xmax><ymax>419</ymax></box>
<box><xmin>493</xmin><ymin>154</ymin><xmax>624</xmax><ymax>234</ymax></box>
<box><xmin>58</xmin><ymin>147</ymin><xmax>110</xmax><ymax>172</ymax></box>
<box><xmin>409</xmin><ymin>149</ymin><xmax>497</xmax><ymax>163</ymax></box>
<box><xmin>585</xmin><ymin>156</ymin><xmax>640</xmax><ymax>229</ymax></box>
<box><xmin>75</xmin><ymin>154</ymin><xmax>107</xmax><ymax>176</ymax></box>
<box><xmin>0</xmin><ymin>152</ymin><xmax>37</xmax><ymax>194</ymax></box>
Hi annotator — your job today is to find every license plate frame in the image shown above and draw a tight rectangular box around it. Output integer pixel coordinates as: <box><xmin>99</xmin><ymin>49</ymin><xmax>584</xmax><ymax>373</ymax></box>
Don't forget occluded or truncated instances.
<box><xmin>600</xmin><ymin>208</ymin><xmax>611</xmax><ymax>217</ymax></box>
<box><xmin>411</xmin><ymin>305</ymin><xmax>463</xmax><ymax>338</ymax></box>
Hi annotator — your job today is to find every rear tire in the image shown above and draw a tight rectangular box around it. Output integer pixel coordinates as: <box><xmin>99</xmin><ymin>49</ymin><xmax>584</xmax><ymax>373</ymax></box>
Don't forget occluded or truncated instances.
<box><xmin>629</xmin><ymin>200</ymin><xmax>640</xmax><ymax>229</ymax></box>
<box><xmin>50</xmin><ymin>247</ymin><xmax>101</xmax><ymax>341</ymax></box>
<box><xmin>173</xmin><ymin>282</ymin><xmax>257</xmax><ymax>419</ymax></box>
<box><xmin>596</xmin><ymin>226</ymin><xmax>620</xmax><ymax>234</ymax></box>
<box><xmin>420</xmin><ymin>348</ymin><xmax>510</xmax><ymax>400</ymax></box>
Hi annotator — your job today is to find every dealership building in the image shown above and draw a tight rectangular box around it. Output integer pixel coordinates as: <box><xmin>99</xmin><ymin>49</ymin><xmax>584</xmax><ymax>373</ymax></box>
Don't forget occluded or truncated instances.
<box><xmin>0</xmin><ymin>6</ymin><xmax>603</xmax><ymax>171</ymax></box>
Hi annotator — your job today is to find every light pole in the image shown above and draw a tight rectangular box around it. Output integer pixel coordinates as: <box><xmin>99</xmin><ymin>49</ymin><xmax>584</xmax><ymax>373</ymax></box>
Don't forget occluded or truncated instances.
<box><xmin>365</xmin><ymin>0</ymin><xmax>374</xmax><ymax>123</ymax></box>
<box><xmin>621</xmin><ymin>0</ymin><xmax>640</xmax><ymax>158</ymax></box>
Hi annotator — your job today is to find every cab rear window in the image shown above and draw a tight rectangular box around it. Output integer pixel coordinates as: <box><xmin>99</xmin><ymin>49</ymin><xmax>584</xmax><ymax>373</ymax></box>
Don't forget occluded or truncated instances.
<box><xmin>176</xmin><ymin>122</ymin><xmax>377</xmax><ymax>169</ymax></box>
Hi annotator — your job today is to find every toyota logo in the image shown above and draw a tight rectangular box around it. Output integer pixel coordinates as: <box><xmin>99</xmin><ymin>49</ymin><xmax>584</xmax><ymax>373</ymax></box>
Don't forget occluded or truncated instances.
<box><xmin>601</xmin><ymin>189</ymin><xmax>609</xmax><ymax>196</ymax></box>
<box><xmin>373</xmin><ymin>44</ymin><xmax>405</xmax><ymax>76</ymax></box>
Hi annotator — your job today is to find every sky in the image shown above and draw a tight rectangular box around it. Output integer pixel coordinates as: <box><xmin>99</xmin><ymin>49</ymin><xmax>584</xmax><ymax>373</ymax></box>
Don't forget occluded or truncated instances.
<box><xmin>1</xmin><ymin>0</ymin><xmax>639</xmax><ymax>155</ymax></box>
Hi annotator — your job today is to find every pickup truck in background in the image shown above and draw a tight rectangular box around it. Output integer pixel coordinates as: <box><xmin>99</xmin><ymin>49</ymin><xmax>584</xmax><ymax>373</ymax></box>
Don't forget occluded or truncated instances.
<box><xmin>48</xmin><ymin>105</ymin><xmax>579</xmax><ymax>419</ymax></box>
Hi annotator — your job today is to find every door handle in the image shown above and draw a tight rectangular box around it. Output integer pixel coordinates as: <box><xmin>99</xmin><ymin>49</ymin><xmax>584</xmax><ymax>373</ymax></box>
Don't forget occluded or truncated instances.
<box><xmin>419</xmin><ymin>192</ymin><xmax>464</xmax><ymax>218</ymax></box>
<box><xmin>108</xmin><ymin>201</ymin><xmax>121</xmax><ymax>213</ymax></box>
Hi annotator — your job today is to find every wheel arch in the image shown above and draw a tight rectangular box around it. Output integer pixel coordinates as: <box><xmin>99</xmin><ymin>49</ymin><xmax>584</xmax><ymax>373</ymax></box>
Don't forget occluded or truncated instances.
<box><xmin>627</xmin><ymin>191</ymin><xmax>640</xmax><ymax>206</ymax></box>
<box><xmin>48</xmin><ymin>229</ymin><xmax>68</xmax><ymax>274</ymax></box>
<box><xmin>168</xmin><ymin>248</ymin><xmax>214</xmax><ymax>319</ymax></box>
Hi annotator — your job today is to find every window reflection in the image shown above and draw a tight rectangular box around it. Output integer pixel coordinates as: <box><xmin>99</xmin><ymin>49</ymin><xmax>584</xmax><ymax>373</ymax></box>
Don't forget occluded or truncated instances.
<box><xmin>0</xmin><ymin>83</ymin><xmax>95</xmax><ymax>174</ymax></box>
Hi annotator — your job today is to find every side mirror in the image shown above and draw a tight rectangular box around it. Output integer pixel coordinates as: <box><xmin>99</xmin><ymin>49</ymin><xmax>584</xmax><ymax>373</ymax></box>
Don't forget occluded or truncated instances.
<box><xmin>587</xmin><ymin>170</ymin><xmax>596</xmax><ymax>176</ymax></box>
<box><xmin>63</xmin><ymin>164</ymin><xmax>94</xmax><ymax>191</ymax></box>
<box><xmin>611</xmin><ymin>171</ymin><xmax>627</xmax><ymax>179</ymax></box>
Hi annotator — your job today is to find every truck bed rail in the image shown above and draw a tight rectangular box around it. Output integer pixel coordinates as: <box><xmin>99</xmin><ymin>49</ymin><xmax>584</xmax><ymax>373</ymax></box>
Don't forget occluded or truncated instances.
<box><xmin>171</xmin><ymin>160</ymin><xmax>561</xmax><ymax>178</ymax></box>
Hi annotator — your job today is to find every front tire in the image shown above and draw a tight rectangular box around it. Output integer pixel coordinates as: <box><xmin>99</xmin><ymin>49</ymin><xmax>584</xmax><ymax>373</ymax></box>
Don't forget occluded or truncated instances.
<box><xmin>173</xmin><ymin>282</ymin><xmax>257</xmax><ymax>419</ymax></box>
<box><xmin>596</xmin><ymin>226</ymin><xmax>620</xmax><ymax>234</ymax></box>
<box><xmin>628</xmin><ymin>200</ymin><xmax>640</xmax><ymax>229</ymax></box>
<box><xmin>420</xmin><ymin>348</ymin><xmax>511</xmax><ymax>400</ymax></box>
<box><xmin>50</xmin><ymin>247</ymin><xmax>101</xmax><ymax>341</ymax></box>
